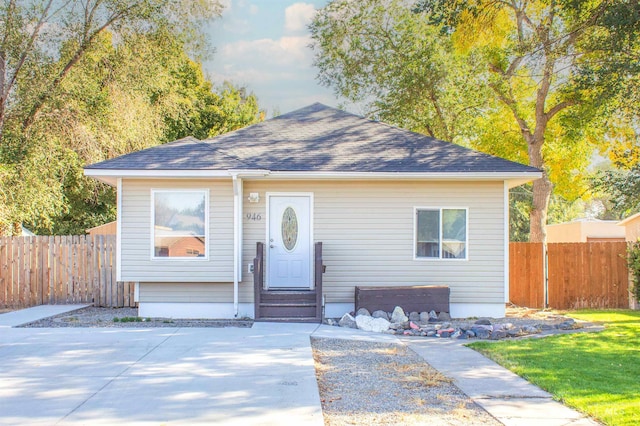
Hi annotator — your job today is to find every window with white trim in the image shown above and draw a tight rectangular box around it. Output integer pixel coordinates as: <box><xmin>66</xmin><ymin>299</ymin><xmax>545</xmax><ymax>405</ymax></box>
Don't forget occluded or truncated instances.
<box><xmin>152</xmin><ymin>190</ymin><xmax>208</xmax><ymax>259</ymax></box>
<box><xmin>415</xmin><ymin>208</ymin><xmax>467</xmax><ymax>259</ymax></box>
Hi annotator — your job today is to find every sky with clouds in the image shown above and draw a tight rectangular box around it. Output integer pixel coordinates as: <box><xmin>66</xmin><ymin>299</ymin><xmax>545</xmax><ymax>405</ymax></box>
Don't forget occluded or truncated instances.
<box><xmin>204</xmin><ymin>0</ymin><xmax>338</xmax><ymax>115</ymax></box>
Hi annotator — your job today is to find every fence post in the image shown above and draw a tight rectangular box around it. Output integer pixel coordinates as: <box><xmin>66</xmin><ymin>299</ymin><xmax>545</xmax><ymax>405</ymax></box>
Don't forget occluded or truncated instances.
<box><xmin>5</xmin><ymin>237</ymin><xmax>13</xmax><ymax>306</ymax></box>
<box><xmin>543</xmin><ymin>242</ymin><xmax>549</xmax><ymax>308</ymax></box>
<box><xmin>0</xmin><ymin>237</ymin><xmax>6</xmax><ymax>306</ymax></box>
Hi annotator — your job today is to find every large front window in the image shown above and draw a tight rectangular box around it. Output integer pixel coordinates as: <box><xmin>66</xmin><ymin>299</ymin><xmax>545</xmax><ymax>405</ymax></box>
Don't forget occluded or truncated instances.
<box><xmin>415</xmin><ymin>208</ymin><xmax>467</xmax><ymax>259</ymax></box>
<box><xmin>152</xmin><ymin>190</ymin><xmax>208</xmax><ymax>259</ymax></box>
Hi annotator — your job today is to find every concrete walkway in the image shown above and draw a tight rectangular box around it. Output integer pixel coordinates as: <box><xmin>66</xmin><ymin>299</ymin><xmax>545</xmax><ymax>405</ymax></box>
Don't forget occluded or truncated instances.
<box><xmin>0</xmin><ymin>304</ymin><xmax>90</xmax><ymax>327</ymax></box>
<box><xmin>312</xmin><ymin>325</ymin><xmax>599</xmax><ymax>426</ymax></box>
<box><xmin>0</xmin><ymin>316</ymin><xmax>323</xmax><ymax>425</ymax></box>
<box><xmin>407</xmin><ymin>338</ymin><xmax>598</xmax><ymax>426</ymax></box>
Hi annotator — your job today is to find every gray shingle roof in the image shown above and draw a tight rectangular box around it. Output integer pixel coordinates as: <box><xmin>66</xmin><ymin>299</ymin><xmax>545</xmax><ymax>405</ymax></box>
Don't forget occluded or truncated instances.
<box><xmin>85</xmin><ymin>103</ymin><xmax>539</xmax><ymax>174</ymax></box>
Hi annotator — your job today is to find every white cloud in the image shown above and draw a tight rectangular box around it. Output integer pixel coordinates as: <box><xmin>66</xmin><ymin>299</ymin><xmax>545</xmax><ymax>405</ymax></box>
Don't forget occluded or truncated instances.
<box><xmin>284</xmin><ymin>3</ymin><xmax>316</xmax><ymax>32</ymax></box>
<box><xmin>205</xmin><ymin>1</ymin><xmax>338</xmax><ymax>114</ymax></box>
<box><xmin>221</xmin><ymin>18</ymin><xmax>252</xmax><ymax>35</ymax></box>
<box><xmin>221</xmin><ymin>35</ymin><xmax>312</xmax><ymax>65</ymax></box>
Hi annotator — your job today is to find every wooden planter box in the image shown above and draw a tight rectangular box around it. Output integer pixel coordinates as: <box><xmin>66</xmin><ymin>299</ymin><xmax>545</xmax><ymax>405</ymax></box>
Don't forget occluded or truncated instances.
<box><xmin>355</xmin><ymin>285</ymin><xmax>450</xmax><ymax>314</ymax></box>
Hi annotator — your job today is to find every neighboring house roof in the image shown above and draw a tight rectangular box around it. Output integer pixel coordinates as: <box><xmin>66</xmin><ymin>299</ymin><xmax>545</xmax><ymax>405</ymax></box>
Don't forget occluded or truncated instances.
<box><xmin>549</xmin><ymin>218</ymin><xmax>619</xmax><ymax>224</ymax></box>
<box><xmin>86</xmin><ymin>221</ymin><xmax>117</xmax><ymax>236</ymax></box>
<box><xmin>85</xmin><ymin>103</ymin><xmax>540</xmax><ymax>181</ymax></box>
<box><xmin>21</xmin><ymin>226</ymin><xmax>35</xmax><ymax>236</ymax></box>
<box><xmin>618</xmin><ymin>212</ymin><xmax>640</xmax><ymax>226</ymax></box>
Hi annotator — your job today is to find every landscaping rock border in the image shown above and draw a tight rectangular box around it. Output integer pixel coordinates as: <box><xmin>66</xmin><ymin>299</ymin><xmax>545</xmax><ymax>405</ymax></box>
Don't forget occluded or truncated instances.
<box><xmin>325</xmin><ymin>306</ymin><xmax>585</xmax><ymax>340</ymax></box>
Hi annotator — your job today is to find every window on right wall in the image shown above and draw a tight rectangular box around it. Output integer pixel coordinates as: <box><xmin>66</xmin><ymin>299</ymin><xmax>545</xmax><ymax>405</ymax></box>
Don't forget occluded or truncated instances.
<box><xmin>415</xmin><ymin>208</ymin><xmax>467</xmax><ymax>260</ymax></box>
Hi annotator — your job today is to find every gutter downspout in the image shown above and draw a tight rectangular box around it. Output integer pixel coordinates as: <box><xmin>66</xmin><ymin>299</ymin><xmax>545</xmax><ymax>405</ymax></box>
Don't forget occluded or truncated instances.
<box><xmin>229</xmin><ymin>170</ymin><xmax>268</xmax><ymax>318</ymax></box>
<box><xmin>232</xmin><ymin>175</ymin><xmax>241</xmax><ymax>318</ymax></box>
<box><xmin>504</xmin><ymin>182</ymin><xmax>509</xmax><ymax>306</ymax></box>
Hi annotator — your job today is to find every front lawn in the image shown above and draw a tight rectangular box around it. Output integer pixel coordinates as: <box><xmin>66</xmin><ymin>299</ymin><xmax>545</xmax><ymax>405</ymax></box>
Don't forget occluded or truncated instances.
<box><xmin>468</xmin><ymin>310</ymin><xmax>640</xmax><ymax>426</ymax></box>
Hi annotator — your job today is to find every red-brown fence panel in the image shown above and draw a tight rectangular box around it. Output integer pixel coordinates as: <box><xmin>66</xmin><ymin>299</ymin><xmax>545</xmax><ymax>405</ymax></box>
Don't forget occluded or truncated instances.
<box><xmin>509</xmin><ymin>242</ymin><xmax>545</xmax><ymax>308</ymax></box>
<box><xmin>510</xmin><ymin>241</ymin><xmax>630</xmax><ymax>309</ymax></box>
<box><xmin>547</xmin><ymin>242</ymin><xmax>629</xmax><ymax>309</ymax></box>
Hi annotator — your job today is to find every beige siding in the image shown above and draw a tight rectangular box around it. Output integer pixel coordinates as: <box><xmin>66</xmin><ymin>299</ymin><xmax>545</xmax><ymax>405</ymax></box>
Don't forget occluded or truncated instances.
<box><xmin>241</xmin><ymin>180</ymin><xmax>506</xmax><ymax>305</ymax></box>
<box><xmin>120</xmin><ymin>178</ymin><xmax>234</xmax><ymax>282</ymax></box>
<box><xmin>139</xmin><ymin>282</ymin><xmax>233</xmax><ymax>303</ymax></box>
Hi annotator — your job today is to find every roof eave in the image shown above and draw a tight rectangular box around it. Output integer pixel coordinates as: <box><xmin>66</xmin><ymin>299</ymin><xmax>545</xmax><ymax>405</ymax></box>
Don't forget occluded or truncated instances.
<box><xmin>618</xmin><ymin>212</ymin><xmax>640</xmax><ymax>226</ymax></box>
<box><xmin>264</xmin><ymin>171</ymin><xmax>541</xmax><ymax>183</ymax></box>
<box><xmin>84</xmin><ymin>167</ymin><xmax>541</xmax><ymax>186</ymax></box>
<box><xmin>83</xmin><ymin>168</ymin><xmax>271</xmax><ymax>186</ymax></box>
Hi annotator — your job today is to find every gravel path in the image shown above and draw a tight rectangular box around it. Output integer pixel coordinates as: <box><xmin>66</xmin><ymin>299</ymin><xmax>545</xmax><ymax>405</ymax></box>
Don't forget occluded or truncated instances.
<box><xmin>312</xmin><ymin>338</ymin><xmax>501</xmax><ymax>426</ymax></box>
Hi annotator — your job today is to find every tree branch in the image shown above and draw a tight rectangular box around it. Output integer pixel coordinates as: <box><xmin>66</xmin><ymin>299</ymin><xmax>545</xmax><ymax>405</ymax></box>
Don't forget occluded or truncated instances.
<box><xmin>4</xmin><ymin>0</ymin><xmax>55</xmax><ymax>103</ymax></box>
<box><xmin>505</xmin><ymin>56</ymin><xmax>524</xmax><ymax>77</ymax></box>
<box><xmin>0</xmin><ymin>0</ymin><xmax>17</xmax><ymax>127</ymax></box>
<box><xmin>546</xmin><ymin>99</ymin><xmax>577</xmax><ymax>121</ymax></box>
<box><xmin>21</xmin><ymin>2</ymin><xmax>141</xmax><ymax>131</ymax></box>
<box><xmin>427</xmin><ymin>88</ymin><xmax>451</xmax><ymax>141</ymax></box>
<box><xmin>489</xmin><ymin>81</ymin><xmax>533</xmax><ymax>142</ymax></box>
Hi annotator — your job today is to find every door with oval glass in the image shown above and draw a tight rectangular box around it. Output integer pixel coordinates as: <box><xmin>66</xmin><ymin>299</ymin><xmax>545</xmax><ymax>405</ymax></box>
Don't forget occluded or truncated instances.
<box><xmin>267</xmin><ymin>194</ymin><xmax>312</xmax><ymax>289</ymax></box>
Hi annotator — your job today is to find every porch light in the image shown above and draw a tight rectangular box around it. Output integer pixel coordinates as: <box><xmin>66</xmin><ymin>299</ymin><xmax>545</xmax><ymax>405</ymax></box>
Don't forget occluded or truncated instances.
<box><xmin>248</xmin><ymin>192</ymin><xmax>260</xmax><ymax>203</ymax></box>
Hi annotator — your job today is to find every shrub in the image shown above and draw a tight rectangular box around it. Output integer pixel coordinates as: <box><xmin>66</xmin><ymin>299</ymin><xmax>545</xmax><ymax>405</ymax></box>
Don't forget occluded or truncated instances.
<box><xmin>627</xmin><ymin>241</ymin><xmax>640</xmax><ymax>301</ymax></box>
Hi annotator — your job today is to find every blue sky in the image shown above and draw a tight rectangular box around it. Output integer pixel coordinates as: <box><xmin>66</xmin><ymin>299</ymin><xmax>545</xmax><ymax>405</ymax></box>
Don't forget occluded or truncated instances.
<box><xmin>204</xmin><ymin>0</ymin><xmax>339</xmax><ymax>115</ymax></box>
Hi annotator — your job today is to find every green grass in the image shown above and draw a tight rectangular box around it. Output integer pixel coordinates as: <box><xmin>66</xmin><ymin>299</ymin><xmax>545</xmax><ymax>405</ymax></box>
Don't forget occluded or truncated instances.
<box><xmin>468</xmin><ymin>310</ymin><xmax>640</xmax><ymax>426</ymax></box>
<box><xmin>113</xmin><ymin>316</ymin><xmax>148</xmax><ymax>322</ymax></box>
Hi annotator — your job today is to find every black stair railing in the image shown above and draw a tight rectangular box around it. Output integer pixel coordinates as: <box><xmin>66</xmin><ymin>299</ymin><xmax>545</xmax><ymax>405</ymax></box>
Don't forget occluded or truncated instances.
<box><xmin>314</xmin><ymin>242</ymin><xmax>323</xmax><ymax>320</ymax></box>
<box><xmin>253</xmin><ymin>242</ymin><xmax>264</xmax><ymax>319</ymax></box>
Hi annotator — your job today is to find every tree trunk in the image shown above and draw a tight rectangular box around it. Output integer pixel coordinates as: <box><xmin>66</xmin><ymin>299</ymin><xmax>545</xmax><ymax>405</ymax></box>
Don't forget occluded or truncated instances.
<box><xmin>530</xmin><ymin>173</ymin><xmax>553</xmax><ymax>243</ymax></box>
<box><xmin>528</xmin><ymin>140</ymin><xmax>553</xmax><ymax>243</ymax></box>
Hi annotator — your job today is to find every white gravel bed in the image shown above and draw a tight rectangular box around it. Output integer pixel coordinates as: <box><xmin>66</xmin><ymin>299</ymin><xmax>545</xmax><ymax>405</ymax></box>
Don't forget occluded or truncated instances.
<box><xmin>312</xmin><ymin>338</ymin><xmax>501</xmax><ymax>425</ymax></box>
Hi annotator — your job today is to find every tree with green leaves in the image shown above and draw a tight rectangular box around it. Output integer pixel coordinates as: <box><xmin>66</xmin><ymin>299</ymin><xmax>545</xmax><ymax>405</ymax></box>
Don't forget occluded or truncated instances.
<box><xmin>32</xmin><ymin>32</ymin><xmax>262</xmax><ymax>235</ymax></box>
<box><xmin>593</xmin><ymin>166</ymin><xmax>640</xmax><ymax>218</ymax></box>
<box><xmin>311</xmin><ymin>0</ymin><xmax>486</xmax><ymax>143</ymax></box>
<box><xmin>311</xmin><ymin>0</ymin><xmax>633</xmax><ymax>242</ymax></box>
<box><xmin>0</xmin><ymin>0</ymin><xmax>221</xmax><ymax>138</ymax></box>
<box><xmin>0</xmin><ymin>1</ymin><xmax>264</xmax><ymax>235</ymax></box>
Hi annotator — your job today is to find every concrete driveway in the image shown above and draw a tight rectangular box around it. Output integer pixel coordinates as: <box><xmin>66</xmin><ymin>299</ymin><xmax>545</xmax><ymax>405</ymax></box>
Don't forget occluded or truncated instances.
<box><xmin>0</xmin><ymin>323</ymin><xmax>323</xmax><ymax>425</ymax></box>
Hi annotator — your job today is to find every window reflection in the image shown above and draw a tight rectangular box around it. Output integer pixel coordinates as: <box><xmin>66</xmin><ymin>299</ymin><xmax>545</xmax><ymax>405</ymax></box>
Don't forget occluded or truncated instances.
<box><xmin>416</xmin><ymin>208</ymin><xmax>467</xmax><ymax>259</ymax></box>
<box><xmin>153</xmin><ymin>191</ymin><xmax>206</xmax><ymax>258</ymax></box>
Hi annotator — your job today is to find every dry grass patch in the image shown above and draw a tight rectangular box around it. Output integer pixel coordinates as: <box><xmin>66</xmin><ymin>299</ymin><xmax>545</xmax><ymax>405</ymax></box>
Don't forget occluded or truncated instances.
<box><xmin>384</xmin><ymin>361</ymin><xmax>453</xmax><ymax>388</ymax></box>
<box><xmin>311</xmin><ymin>338</ymin><xmax>499</xmax><ymax>426</ymax></box>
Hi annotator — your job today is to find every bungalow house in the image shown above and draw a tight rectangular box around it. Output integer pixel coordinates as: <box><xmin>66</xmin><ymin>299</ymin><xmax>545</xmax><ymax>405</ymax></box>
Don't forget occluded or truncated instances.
<box><xmin>84</xmin><ymin>103</ymin><xmax>541</xmax><ymax>321</ymax></box>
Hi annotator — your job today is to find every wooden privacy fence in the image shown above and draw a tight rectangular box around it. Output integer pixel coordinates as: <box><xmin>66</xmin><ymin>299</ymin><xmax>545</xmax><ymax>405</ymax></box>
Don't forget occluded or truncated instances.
<box><xmin>510</xmin><ymin>242</ymin><xmax>630</xmax><ymax>309</ymax></box>
<box><xmin>0</xmin><ymin>235</ymin><xmax>135</xmax><ymax>308</ymax></box>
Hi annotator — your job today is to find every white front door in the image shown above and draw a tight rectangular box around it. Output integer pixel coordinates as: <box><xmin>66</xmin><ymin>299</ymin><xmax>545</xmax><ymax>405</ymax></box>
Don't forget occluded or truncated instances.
<box><xmin>267</xmin><ymin>194</ymin><xmax>312</xmax><ymax>289</ymax></box>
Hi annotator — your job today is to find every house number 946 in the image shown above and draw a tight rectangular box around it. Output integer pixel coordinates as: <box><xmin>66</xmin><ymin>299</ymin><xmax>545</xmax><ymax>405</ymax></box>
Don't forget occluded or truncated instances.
<box><xmin>246</xmin><ymin>213</ymin><xmax>262</xmax><ymax>221</ymax></box>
